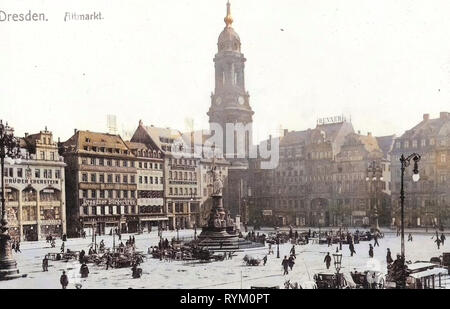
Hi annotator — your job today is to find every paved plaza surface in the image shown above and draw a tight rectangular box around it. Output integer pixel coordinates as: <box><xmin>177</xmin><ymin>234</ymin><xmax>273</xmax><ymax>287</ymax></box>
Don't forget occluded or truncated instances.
<box><xmin>1</xmin><ymin>229</ymin><xmax>448</xmax><ymax>289</ymax></box>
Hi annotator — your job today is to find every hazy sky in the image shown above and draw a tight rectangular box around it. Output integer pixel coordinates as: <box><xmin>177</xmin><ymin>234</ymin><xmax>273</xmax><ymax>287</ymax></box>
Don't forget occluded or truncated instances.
<box><xmin>1</xmin><ymin>0</ymin><xmax>450</xmax><ymax>142</ymax></box>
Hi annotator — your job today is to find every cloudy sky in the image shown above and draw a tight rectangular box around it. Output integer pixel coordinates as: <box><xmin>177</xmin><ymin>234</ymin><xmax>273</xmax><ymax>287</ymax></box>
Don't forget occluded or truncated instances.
<box><xmin>1</xmin><ymin>0</ymin><xmax>450</xmax><ymax>142</ymax></box>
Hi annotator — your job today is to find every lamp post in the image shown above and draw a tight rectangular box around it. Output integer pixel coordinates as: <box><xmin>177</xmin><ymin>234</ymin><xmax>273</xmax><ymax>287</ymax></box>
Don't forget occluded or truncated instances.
<box><xmin>332</xmin><ymin>252</ymin><xmax>343</xmax><ymax>288</ymax></box>
<box><xmin>399</xmin><ymin>153</ymin><xmax>421</xmax><ymax>288</ymax></box>
<box><xmin>366</xmin><ymin>161</ymin><xmax>383</xmax><ymax>231</ymax></box>
<box><xmin>276</xmin><ymin>235</ymin><xmax>280</xmax><ymax>258</ymax></box>
<box><xmin>0</xmin><ymin>120</ymin><xmax>23</xmax><ymax>280</ymax></box>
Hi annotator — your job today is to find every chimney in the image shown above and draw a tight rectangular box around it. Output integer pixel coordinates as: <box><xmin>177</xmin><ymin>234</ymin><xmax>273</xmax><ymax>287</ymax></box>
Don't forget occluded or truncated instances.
<box><xmin>74</xmin><ymin>128</ymin><xmax>77</xmax><ymax>135</ymax></box>
<box><xmin>423</xmin><ymin>114</ymin><xmax>430</xmax><ymax>121</ymax></box>
<box><xmin>440</xmin><ymin>112</ymin><xmax>449</xmax><ymax>119</ymax></box>
<box><xmin>284</xmin><ymin>129</ymin><xmax>288</xmax><ymax>136</ymax></box>
<box><xmin>24</xmin><ymin>132</ymin><xmax>28</xmax><ymax>137</ymax></box>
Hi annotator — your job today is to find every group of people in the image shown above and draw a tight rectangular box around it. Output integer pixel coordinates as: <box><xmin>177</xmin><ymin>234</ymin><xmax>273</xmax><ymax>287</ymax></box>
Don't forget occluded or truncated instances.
<box><xmin>11</xmin><ymin>240</ymin><xmax>21</xmax><ymax>253</ymax></box>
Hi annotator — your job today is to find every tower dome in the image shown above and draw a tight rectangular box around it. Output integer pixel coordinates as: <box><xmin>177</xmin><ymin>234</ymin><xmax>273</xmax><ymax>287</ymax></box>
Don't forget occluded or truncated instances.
<box><xmin>217</xmin><ymin>1</ymin><xmax>241</xmax><ymax>52</ymax></box>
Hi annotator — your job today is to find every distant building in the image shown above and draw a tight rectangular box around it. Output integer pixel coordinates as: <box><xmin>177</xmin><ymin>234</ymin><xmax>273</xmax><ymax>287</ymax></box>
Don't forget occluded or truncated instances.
<box><xmin>390</xmin><ymin>112</ymin><xmax>450</xmax><ymax>228</ymax></box>
<box><xmin>61</xmin><ymin>130</ymin><xmax>138</xmax><ymax>236</ymax></box>
<box><xmin>2</xmin><ymin>127</ymin><xmax>66</xmax><ymax>241</ymax></box>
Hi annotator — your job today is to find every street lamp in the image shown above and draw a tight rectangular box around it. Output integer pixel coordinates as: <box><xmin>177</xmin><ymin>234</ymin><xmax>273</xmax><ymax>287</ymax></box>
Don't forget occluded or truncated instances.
<box><xmin>399</xmin><ymin>153</ymin><xmax>421</xmax><ymax>288</ymax></box>
<box><xmin>332</xmin><ymin>252</ymin><xmax>343</xmax><ymax>288</ymax></box>
<box><xmin>276</xmin><ymin>235</ymin><xmax>280</xmax><ymax>258</ymax></box>
<box><xmin>0</xmin><ymin>120</ymin><xmax>23</xmax><ymax>280</ymax></box>
<box><xmin>366</xmin><ymin>161</ymin><xmax>383</xmax><ymax>231</ymax></box>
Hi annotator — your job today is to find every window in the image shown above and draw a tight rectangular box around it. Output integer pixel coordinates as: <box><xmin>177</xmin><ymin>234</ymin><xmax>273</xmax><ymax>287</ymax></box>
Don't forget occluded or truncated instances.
<box><xmin>99</xmin><ymin>174</ymin><xmax>105</xmax><ymax>183</ymax></box>
<box><xmin>169</xmin><ymin>188</ymin><xmax>173</xmax><ymax>195</ymax></box>
<box><xmin>107</xmin><ymin>159</ymin><xmax>112</xmax><ymax>166</ymax></box>
<box><xmin>131</xmin><ymin>191</ymin><xmax>135</xmax><ymax>198</ymax></box>
<box><xmin>91</xmin><ymin>173</ymin><xmax>97</xmax><ymax>182</ymax></box>
<box><xmin>90</xmin><ymin>158</ymin><xmax>96</xmax><ymax>165</ymax></box>
<box><xmin>139</xmin><ymin>162</ymin><xmax>142</xmax><ymax>168</ymax></box>
<box><xmin>40</xmin><ymin>151</ymin><xmax>45</xmax><ymax>160</ymax></box>
<box><xmin>155</xmin><ymin>177</ymin><xmax>158</xmax><ymax>184</ymax></box>
<box><xmin>412</xmin><ymin>140</ymin><xmax>417</xmax><ymax>148</ymax></box>
<box><xmin>107</xmin><ymin>174</ymin><xmax>113</xmax><ymax>183</ymax></box>
<box><xmin>123</xmin><ymin>190</ymin><xmax>128</xmax><ymax>198</ymax></box>
<box><xmin>92</xmin><ymin>206</ymin><xmax>97</xmax><ymax>215</ymax></box>
<box><xmin>82</xmin><ymin>173</ymin><xmax>88</xmax><ymax>182</ymax></box>
<box><xmin>144</xmin><ymin>162</ymin><xmax>148</xmax><ymax>169</ymax></box>
<box><xmin>139</xmin><ymin>176</ymin><xmax>142</xmax><ymax>184</ymax></box>
<box><xmin>55</xmin><ymin>170</ymin><xmax>61</xmax><ymax>179</ymax></box>
<box><xmin>50</xmin><ymin>152</ymin><xmax>55</xmax><ymax>161</ymax></box>
<box><xmin>82</xmin><ymin>190</ymin><xmax>87</xmax><ymax>198</ymax></box>
<box><xmin>99</xmin><ymin>158</ymin><xmax>104</xmax><ymax>166</ymax></box>
<box><xmin>17</xmin><ymin>168</ymin><xmax>23</xmax><ymax>178</ymax></box>
<box><xmin>91</xmin><ymin>190</ymin><xmax>97</xmax><ymax>198</ymax></box>
<box><xmin>150</xmin><ymin>177</ymin><xmax>153</xmax><ymax>184</ymax></box>
<box><xmin>35</xmin><ymin>169</ymin><xmax>41</xmax><ymax>178</ymax></box>
<box><xmin>123</xmin><ymin>175</ymin><xmax>128</xmax><ymax>183</ymax></box>
<box><xmin>130</xmin><ymin>175</ymin><xmax>135</xmax><ymax>184</ymax></box>
<box><xmin>123</xmin><ymin>160</ymin><xmax>128</xmax><ymax>167</ymax></box>
<box><xmin>115</xmin><ymin>174</ymin><xmax>120</xmax><ymax>183</ymax></box>
<box><xmin>100</xmin><ymin>190</ymin><xmax>105</xmax><ymax>198</ymax></box>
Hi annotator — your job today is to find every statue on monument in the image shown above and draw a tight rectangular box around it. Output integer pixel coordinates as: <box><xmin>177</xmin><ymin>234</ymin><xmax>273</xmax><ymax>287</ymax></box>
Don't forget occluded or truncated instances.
<box><xmin>212</xmin><ymin>166</ymin><xmax>223</xmax><ymax>196</ymax></box>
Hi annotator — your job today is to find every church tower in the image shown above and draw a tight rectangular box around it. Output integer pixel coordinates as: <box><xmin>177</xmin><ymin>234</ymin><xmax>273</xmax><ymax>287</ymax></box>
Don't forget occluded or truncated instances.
<box><xmin>207</xmin><ymin>1</ymin><xmax>254</xmax><ymax>161</ymax></box>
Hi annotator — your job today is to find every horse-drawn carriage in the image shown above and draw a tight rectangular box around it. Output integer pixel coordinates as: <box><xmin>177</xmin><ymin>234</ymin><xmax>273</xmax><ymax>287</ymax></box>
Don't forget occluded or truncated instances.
<box><xmin>350</xmin><ymin>270</ymin><xmax>385</xmax><ymax>289</ymax></box>
<box><xmin>314</xmin><ymin>272</ymin><xmax>355</xmax><ymax>289</ymax></box>
<box><xmin>243</xmin><ymin>255</ymin><xmax>261</xmax><ymax>266</ymax></box>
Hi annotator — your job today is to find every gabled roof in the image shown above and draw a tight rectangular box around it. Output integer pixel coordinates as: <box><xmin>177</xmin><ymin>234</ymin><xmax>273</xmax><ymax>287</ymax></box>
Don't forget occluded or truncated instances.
<box><xmin>400</xmin><ymin>112</ymin><xmax>450</xmax><ymax>139</ymax></box>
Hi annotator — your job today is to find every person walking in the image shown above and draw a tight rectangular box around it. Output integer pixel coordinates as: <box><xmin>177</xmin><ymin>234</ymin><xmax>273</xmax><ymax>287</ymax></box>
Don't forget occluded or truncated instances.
<box><xmin>441</xmin><ymin>233</ymin><xmax>446</xmax><ymax>246</ymax></box>
<box><xmin>263</xmin><ymin>255</ymin><xmax>267</xmax><ymax>266</ymax></box>
<box><xmin>80</xmin><ymin>263</ymin><xmax>89</xmax><ymax>278</ymax></box>
<box><xmin>349</xmin><ymin>241</ymin><xmax>356</xmax><ymax>257</ymax></box>
<box><xmin>15</xmin><ymin>241</ymin><xmax>21</xmax><ymax>253</ymax></box>
<box><xmin>79</xmin><ymin>250</ymin><xmax>85</xmax><ymax>264</ymax></box>
<box><xmin>290</xmin><ymin>245</ymin><xmax>296</xmax><ymax>258</ymax></box>
<box><xmin>324</xmin><ymin>252</ymin><xmax>331</xmax><ymax>270</ymax></box>
<box><xmin>373</xmin><ymin>234</ymin><xmax>380</xmax><ymax>247</ymax></box>
<box><xmin>60</xmin><ymin>271</ymin><xmax>69</xmax><ymax>289</ymax></box>
<box><xmin>408</xmin><ymin>233</ymin><xmax>413</xmax><ymax>242</ymax></box>
<box><xmin>60</xmin><ymin>242</ymin><xmax>65</xmax><ymax>253</ymax></box>
<box><xmin>386</xmin><ymin>248</ymin><xmax>393</xmax><ymax>264</ymax></box>
<box><xmin>435</xmin><ymin>237</ymin><xmax>441</xmax><ymax>250</ymax></box>
<box><xmin>282</xmin><ymin>256</ymin><xmax>289</xmax><ymax>275</ymax></box>
<box><xmin>369</xmin><ymin>244</ymin><xmax>374</xmax><ymax>258</ymax></box>
<box><xmin>42</xmin><ymin>256</ymin><xmax>49</xmax><ymax>272</ymax></box>
<box><xmin>288</xmin><ymin>256</ymin><xmax>295</xmax><ymax>271</ymax></box>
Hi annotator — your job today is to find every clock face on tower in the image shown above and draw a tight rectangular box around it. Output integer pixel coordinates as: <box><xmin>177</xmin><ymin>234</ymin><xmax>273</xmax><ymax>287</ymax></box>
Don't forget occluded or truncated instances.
<box><xmin>238</xmin><ymin>96</ymin><xmax>245</xmax><ymax>105</ymax></box>
<box><xmin>215</xmin><ymin>97</ymin><xmax>222</xmax><ymax>105</ymax></box>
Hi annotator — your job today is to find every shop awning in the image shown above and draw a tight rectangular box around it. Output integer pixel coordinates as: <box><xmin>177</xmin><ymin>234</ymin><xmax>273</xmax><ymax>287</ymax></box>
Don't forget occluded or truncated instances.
<box><xmin>140</xmin><ymin>217</ymin><xmax>169</xmax><ymax>222</ymax></box>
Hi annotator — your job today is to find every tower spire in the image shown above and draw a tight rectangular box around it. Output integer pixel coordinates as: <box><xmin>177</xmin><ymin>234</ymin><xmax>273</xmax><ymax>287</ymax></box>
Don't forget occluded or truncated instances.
<box><xmin>224</xmin><ymin>1</ymin><xmax>233</xmax><ymax>28</ymax></box>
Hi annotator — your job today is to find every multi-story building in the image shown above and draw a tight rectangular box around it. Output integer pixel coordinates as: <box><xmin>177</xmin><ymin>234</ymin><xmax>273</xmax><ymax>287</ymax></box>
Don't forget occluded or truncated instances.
<box><xmin>125</xmin><ymin>140</ymin><xmax>166</xmax><ymax>231</ymax></box>
<box><xmin>2</xmin><ymin>127</ymin><xmax>66</xmax><ymax>241</ymax></box>
<box><xmin>131</xmin><ymin>122</ymin><xmax>201</xmax><ymax>230</ymax></box>
<box><xmin>61</xmin><ymin>130</ymin><xmax>138</xmax><ymax>236</ymax></box>
<box><xmin>390</xmin><ymin>112</ymin><xmax>450</xmax><ymax>228</ymax></box>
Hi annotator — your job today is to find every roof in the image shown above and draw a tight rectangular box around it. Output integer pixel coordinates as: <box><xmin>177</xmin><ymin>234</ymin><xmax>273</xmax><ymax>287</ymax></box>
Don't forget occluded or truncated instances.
<box><xmin>62</xmin><ymin>130</ymin><xmax>133</xmax><ymax>156</ymax></box>
<box><xmin>409</xmin><ymin>268</ymin><xmax>448</xmax><ymax>279</ymax></box>
<box><xmin>400</xmin><ymin>112</ymin><xmax>450</xmax><ymax>139</ymax></box>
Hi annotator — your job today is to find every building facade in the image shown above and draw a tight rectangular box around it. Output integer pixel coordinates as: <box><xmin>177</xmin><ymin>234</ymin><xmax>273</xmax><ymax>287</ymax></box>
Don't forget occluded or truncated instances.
<box><xmin>390</xmin><ymin>112</ymin><xmax>450</xmax><ymax>228</ymax></box>
<box><xmin>131</xmin><ymin>122</ymin><xmax>201</xmax><ymax>230</ymax></box>
<box><xmin>126</xmin><ymin>141</ymin><xmax>166</xmax><ymax>231</ymax></box>
<box><xmin>61</xmin><ymin>130</ymin><xmax>138</xmax><ymax>236</ymax></box>
<box><xmin>2</xmin><ymin>128</ymin><xmax>66</xmax><ymax>241</ymax></box>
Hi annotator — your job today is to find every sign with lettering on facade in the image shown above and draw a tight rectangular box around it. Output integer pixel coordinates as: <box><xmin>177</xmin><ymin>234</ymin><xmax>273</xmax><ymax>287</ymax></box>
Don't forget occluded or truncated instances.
<box><xmin>317</xmin><ymin>115</ymin><xmax>346</xmax><ymax>125</ymax></box>
<box><xmin>5</xmin><ymin>178</ymin><xmax>59</xmax><ymax>185</ymax></box>
<box><xmin>262</xmin><ymin>210</ymin><xmax>273</xmax><ymax>216</ymax></box>
<box><xmin>80</xmin><ymin>198</ymin><xmax>137</xmax><ymax>207</ymax></box>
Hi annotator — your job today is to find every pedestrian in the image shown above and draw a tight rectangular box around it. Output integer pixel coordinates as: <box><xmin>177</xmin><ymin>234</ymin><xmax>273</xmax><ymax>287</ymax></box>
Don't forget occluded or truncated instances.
<box><xmin>369</xmin><ymin>244</ymin><xmax>374</xmax><ymax>258</ymax></box>
<box><xmin>339</xmin><ymin>239</ymin><xmax>343</xmax><ymax>251</ymax></box>
<box><xmin>268</xmin><ymin>243</ymin><xmax>272</xmax><ymax>255</ymax></box>
<box><xmin>60</xmin><ymin>271</ymin><xmax>69</xmax><ymax>289</ymax></box>
<box><xmin>349</xmin><ymin>242</ymin><xmax>356</xmax><ymax>256</ymax></box>
<box><xmin>408</xmin><ymin>233</ymin><xmax>413</xmax><ymax>242</ymax></box>
<box><xmin>288</xmin><ymin>256</ymin><xmax>295</xmax><ymax>271</ymax></box>
<box><xmin>15</xmin><ymin>241</ymin><xmax>21</xmax><ymax>253</ymax></box>
<box><xmin>61</xmin><ymin>242</ymin><xmax>65</xmax><ymax>253</ymax></box>
<box><xmin>80</xmin><ymin>263</ymin><xmax>89</xmax><ymax>278</ymax></box>
<box><xmin>324</xmin><ymin>252</ymin><xmax>331</xmax><ymax>270</ymax></box>
<box><xmin>11</xmin><ymin>240</ymin><xmax>16</xmax><ymax>251</ymax></box>
<box><xmin>42</xmin><ymin>256</ymin><xmax>49</xmax><ymax>271</ymax></box>
<box><xmin>373</xmin><ymin>234</ymin><xmax>379</xmax><ymax>247</ymax></box>
<box><xmin>263</xmin><ymin>255</ymin><xmax>267</xmax><ymax>266</ymax></box>
<box><xmin>386</xmin><ymin>248</ymin><xmax>393</xmax><ymax>264</ymax></box>
<box><xmin>106</xmin><ymin>254</ymin><xmax>112</xmax><ymax>270</ymax></box>
<box><xmin>290</xmin><ymin>245</ymin><xmax>296</xmax><ymax>258</ymax></box>
<box><xmin>435</xmin><ymin>237</ymin><xmax>441</xmax><ymax>250</ymax></box>
<box><xmin>282</xmin><ymin>256</ymin><xmax>289</xmax><ymax>275</ymax></box>
<box><xmin>441</xmin><ymin>233</ymin><xmax>446</xmax><ymax>246</ymax></box>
